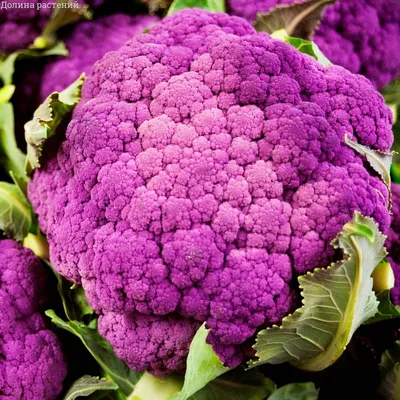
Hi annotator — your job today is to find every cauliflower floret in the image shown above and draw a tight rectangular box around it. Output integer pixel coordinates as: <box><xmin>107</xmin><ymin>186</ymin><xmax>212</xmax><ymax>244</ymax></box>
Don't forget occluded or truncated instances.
<box><xmin>98</xmin><ymin>312</ymin><xmax>199</xmax><ymax>376</ymax></box>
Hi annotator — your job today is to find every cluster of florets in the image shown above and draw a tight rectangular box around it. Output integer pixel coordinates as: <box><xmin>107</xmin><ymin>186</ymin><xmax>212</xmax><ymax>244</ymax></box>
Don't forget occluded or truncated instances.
<box><xmin>227</xmin><ymin>0</ymin><xmax>400</xmax><ymax>89</ymax></box>
<box><xmin>29</xmin><ymin>9</ymin><xmax>393</xmax><ymax>375</ymax></box>
<box><xmin>0</xmin><ymin>240</ymin><xmax>66</xmax><ymax>399</ymax></box>
<box><xmin>40</xmin><ymin>13</ymin><xmax>158</xmax><ymax>98</ymax></box>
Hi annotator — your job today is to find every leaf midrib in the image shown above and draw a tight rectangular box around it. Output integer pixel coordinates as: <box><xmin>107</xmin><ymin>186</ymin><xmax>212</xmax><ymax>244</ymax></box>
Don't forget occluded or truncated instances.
<box><xmin>0</xmin><ymin>186</ymin><xmax>30</xmax><ymax>224</ymax></box>
<box><xmin>296</xmin><ymin>235</ymin><xmax>360</xmax><ymax>370</ymax></box>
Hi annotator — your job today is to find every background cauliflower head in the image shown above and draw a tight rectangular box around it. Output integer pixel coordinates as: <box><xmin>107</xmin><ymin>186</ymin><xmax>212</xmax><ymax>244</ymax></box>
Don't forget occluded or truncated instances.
<box><xmin>29</xmin><ymin>9</ymin><xmax>393</xmax><ymax>375</ymax></box>
<box><xmin>227</xmin><ymin>0</ymin><xmax>400</xmax><ymax>89</ymax></box>
<box><xmin>0</xmin><ymin>240</ymin><xmax>67</xmax><ymax>399</ymax></box>
<box><xmin>0</xmin><ymin>0</ymin><xmax>56</xmax><ymax>53</ymax></box>
<box><xmin>0</xmin><ymin>0</ymin><xmax>105</xmax><ymax>53</ymax></box>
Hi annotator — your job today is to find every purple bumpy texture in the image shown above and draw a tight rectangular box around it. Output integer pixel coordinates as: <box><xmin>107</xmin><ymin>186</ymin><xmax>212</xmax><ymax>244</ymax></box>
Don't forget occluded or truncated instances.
<box><xmin>40</xmin><ymin>13</ymin><xmax>159</xmax><ymax>99</ymax></box>
<box><xmin>387</xmin><ymin>184</ymin><xmax>400</xmax><ymax>305</ymax></box>
<box><xmin>227</xmin><ymin>0</ymin><xmax>400</xmax><ymax>89</ymax></box>
<box><xmin>29</xmin><ymin>9</ymin><xmax>393</xmax><ymax>374</ymax></box>
<box><xmin>0</xmin><ymin>240</ymin><xmax>66</xmax><ymax>399</ymax></box>
<box><xmin>0</xmin><ymin>0</ymin><xmax>105</xmax><ymax>53</ymax></box>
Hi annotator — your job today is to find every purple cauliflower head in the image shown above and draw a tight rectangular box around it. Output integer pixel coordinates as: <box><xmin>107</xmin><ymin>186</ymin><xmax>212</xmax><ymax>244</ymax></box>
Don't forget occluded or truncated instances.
<box><xmin>29</xmin><ymin>8</ymin><xmax>393</xmax><ymax>374</ymax></box>
<box><xmin>226</xmin><ymin>0</ymin><xmax>400</xmax><ymax>89</ymax></box>
<box><xmin>0</xmin><ymin>240</ymin><xmax>67</xmax><ymax>399</ymax></box>
<box><xmin>386</xmin><ymin>183</ymin><xmax>400</xmax><ymax>305</ymax></box>
<box><xmin>0</xmin><ymin>0</ymin><xmax>105</xmax><ymax>53</ymax></box>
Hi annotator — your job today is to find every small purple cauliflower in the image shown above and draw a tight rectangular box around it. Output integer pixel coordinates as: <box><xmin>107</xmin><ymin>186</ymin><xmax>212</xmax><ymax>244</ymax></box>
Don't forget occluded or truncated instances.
<box><xmin>227</xmin><ymin>0</ymin><xmax>400</xmax><ymax>89</ymax></box>
<box><xmin>387</xmin><ymin>183</ymin><xmax>400</xmax><ymax>305</ymax></box>
<box><xmin>40</xmin><ymin>13</ymin><xmax>159</xmax><ymax>99</ymax></box>
<box><xmin>29</xmin><ymin>9</ymin><xmax>393</xmax><ymax>374</ymax></box>
<box><xmin>0</xmin><ymin>240</ymin><xmax>67</xmax><ymax>399</ymax></box>
<box><xmin>0</xmin><ymin>0</ymin><xmax>104</xmax><ymax>53</ymax></box>
<box><xmin>0</xmin><ymin>0</ymin><xmax>54</xmax><ymax>53</ymax></box>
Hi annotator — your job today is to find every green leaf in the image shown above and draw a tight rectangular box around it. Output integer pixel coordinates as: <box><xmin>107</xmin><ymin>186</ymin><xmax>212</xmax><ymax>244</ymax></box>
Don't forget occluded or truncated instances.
<box><xmin>9</xmin><ymin>170</ymin><xmax>28</xmax><ymax>197</ymax></box>
<box><xmin>254</xmin><ymin>0</ymin><xmax>336</xmax><ymax>40</ymax></box>
<box><xmin>167</xmin><ymin>0</ymin><xmax>225</xmax><ymax>16</ymax></box>
<box><xmin>381</xmin><ymin>78</ymin><xmax>400</xmax><ymax>108</ymax></box>
<box><xmin>0</xmin><ymin>102</ymin><xmax>26</xmax><ymax>179</ymax></box>
<box><xmin>390</xmin><ymin>104</ymin><xmax>398</xmax><ymax>126</ymax></box>
<box><xmin>140</xmin><ymin>0</ymin><xmax>172</xmax><ymax>12</ymax></box>
<box><xmin>378</xmin><ymin>340</ymin><xmax>400</xmax><ymax>400</ymax></box>
<box><xmin>250</xmin><ymin>212</ymin><xmax>385</xmax><ymax>371</ymax></box>
<box><xmin>379</xmin><ymin>364</ymin><xmax>400</xmax><ymax>400</ymax></box>
<box><xmin>45</xmin><ymin>261</ymin><xmax>94</xmax><ymax>322</ymax></box>
<box><xmin>0</xmin><ymin>41</ymin><xmax>68</xmax><ymax>86</ymax></box>
<box><xmin>380</xmin><ymin>340</ymin><xmax>400</xmax><ymax>377</ymax></box>
<box><xmin>0</xmin><ymin>84</ymin><xmax>15</xmax><ymax>103</ymax></box>
<box><xmin>284</xmin><ymin>36</ymin><xmax>331</xmax><ymax>66</ymax></box>
<box><xmin>0</xmin><ymin>41</ymin><xmax>67</xmax><ymax>182</ymax></box>
<box><xmin>365</xmin><ymin>291</ymin><xmax>400</xmax><ymax>324</ymax></box>
<box><xmin>392</xmin><ymin>163</ymin><xmax>400</xmax><ymax>184</ymax></box>
<box><xmin>25</xmin><ymin>74</ymin><xmax>85</xmax><ymax>175</ymax></box>
<box><xmin>0</xmin><ymin>182</ymin><xmax>32</xmax><ymax>241</ymax></box>
<box><xmin>130</xmin><ymin>372</ymin><xmax>183</xmax><ymax>400</ymax></box>
<box><xmin>64</xmin><ymin>376</ymin><xmax>118</xmax><ymax>400</ymax></box>
<box><xmin>6</xmin><ymin>173</ymin><xmax>34</xmax><ymax>232</ymax></box>
<box><xmin>87</xmin><ymin>392</ymin><xmax>120</xmax><ymax>400</ymax></box>
<box><xmin>70</xmin><ymin>286</ymin><xmax>95</xmax><ymax>320</ymax></box>
<box><xmin>188</xmin><ymin>369</ymin><xmax>276</xmax><ymax>400</ymax></box>
<box><xmin>268</xmin><ymin>383</ymin><xmax>319</xmax><ymax>400</ymax></box>
<box><xmin>385</xmin><ymin>79</ymin><xmax>400</xmax><ymax>174</ymax></box>
<box><xmin>0</xmin><ymin>53</ymin><xmax>18</xmax><ymax>86</ymax></box>
<box><xmin>390</xmin><ymin>108</ymin><xmax>400</xmax><ymax>169</ymax></box>
<box><xmin>45</xmin><ymin>310</ymin><xmax>140</xmax><ymax>397</ymax></box>
<box><xmin>171</xmin><ymin>324</ymin><xmax>230</xmax><ymax>400</ymax></box>
<box><xmin>37</xmin><ymin>0</ymin><xmax>92</xmax><ymax>48</ymax></box>
<box><xmin>345</xmin><ymin>135</ymin><xmax>392</xmax><ymax>189</ymax></box>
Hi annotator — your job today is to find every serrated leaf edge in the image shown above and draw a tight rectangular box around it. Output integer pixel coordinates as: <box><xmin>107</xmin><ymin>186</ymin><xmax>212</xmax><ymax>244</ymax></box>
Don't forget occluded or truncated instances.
<box><xmin>344</xmin><ymin>135</ymin><xmax>393</xmax><ymax>211</ymax></box>
<box><xmin>249</xmin><ymin>212</ymin><xmax>385</xmax><ymax>370</ymax></box>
